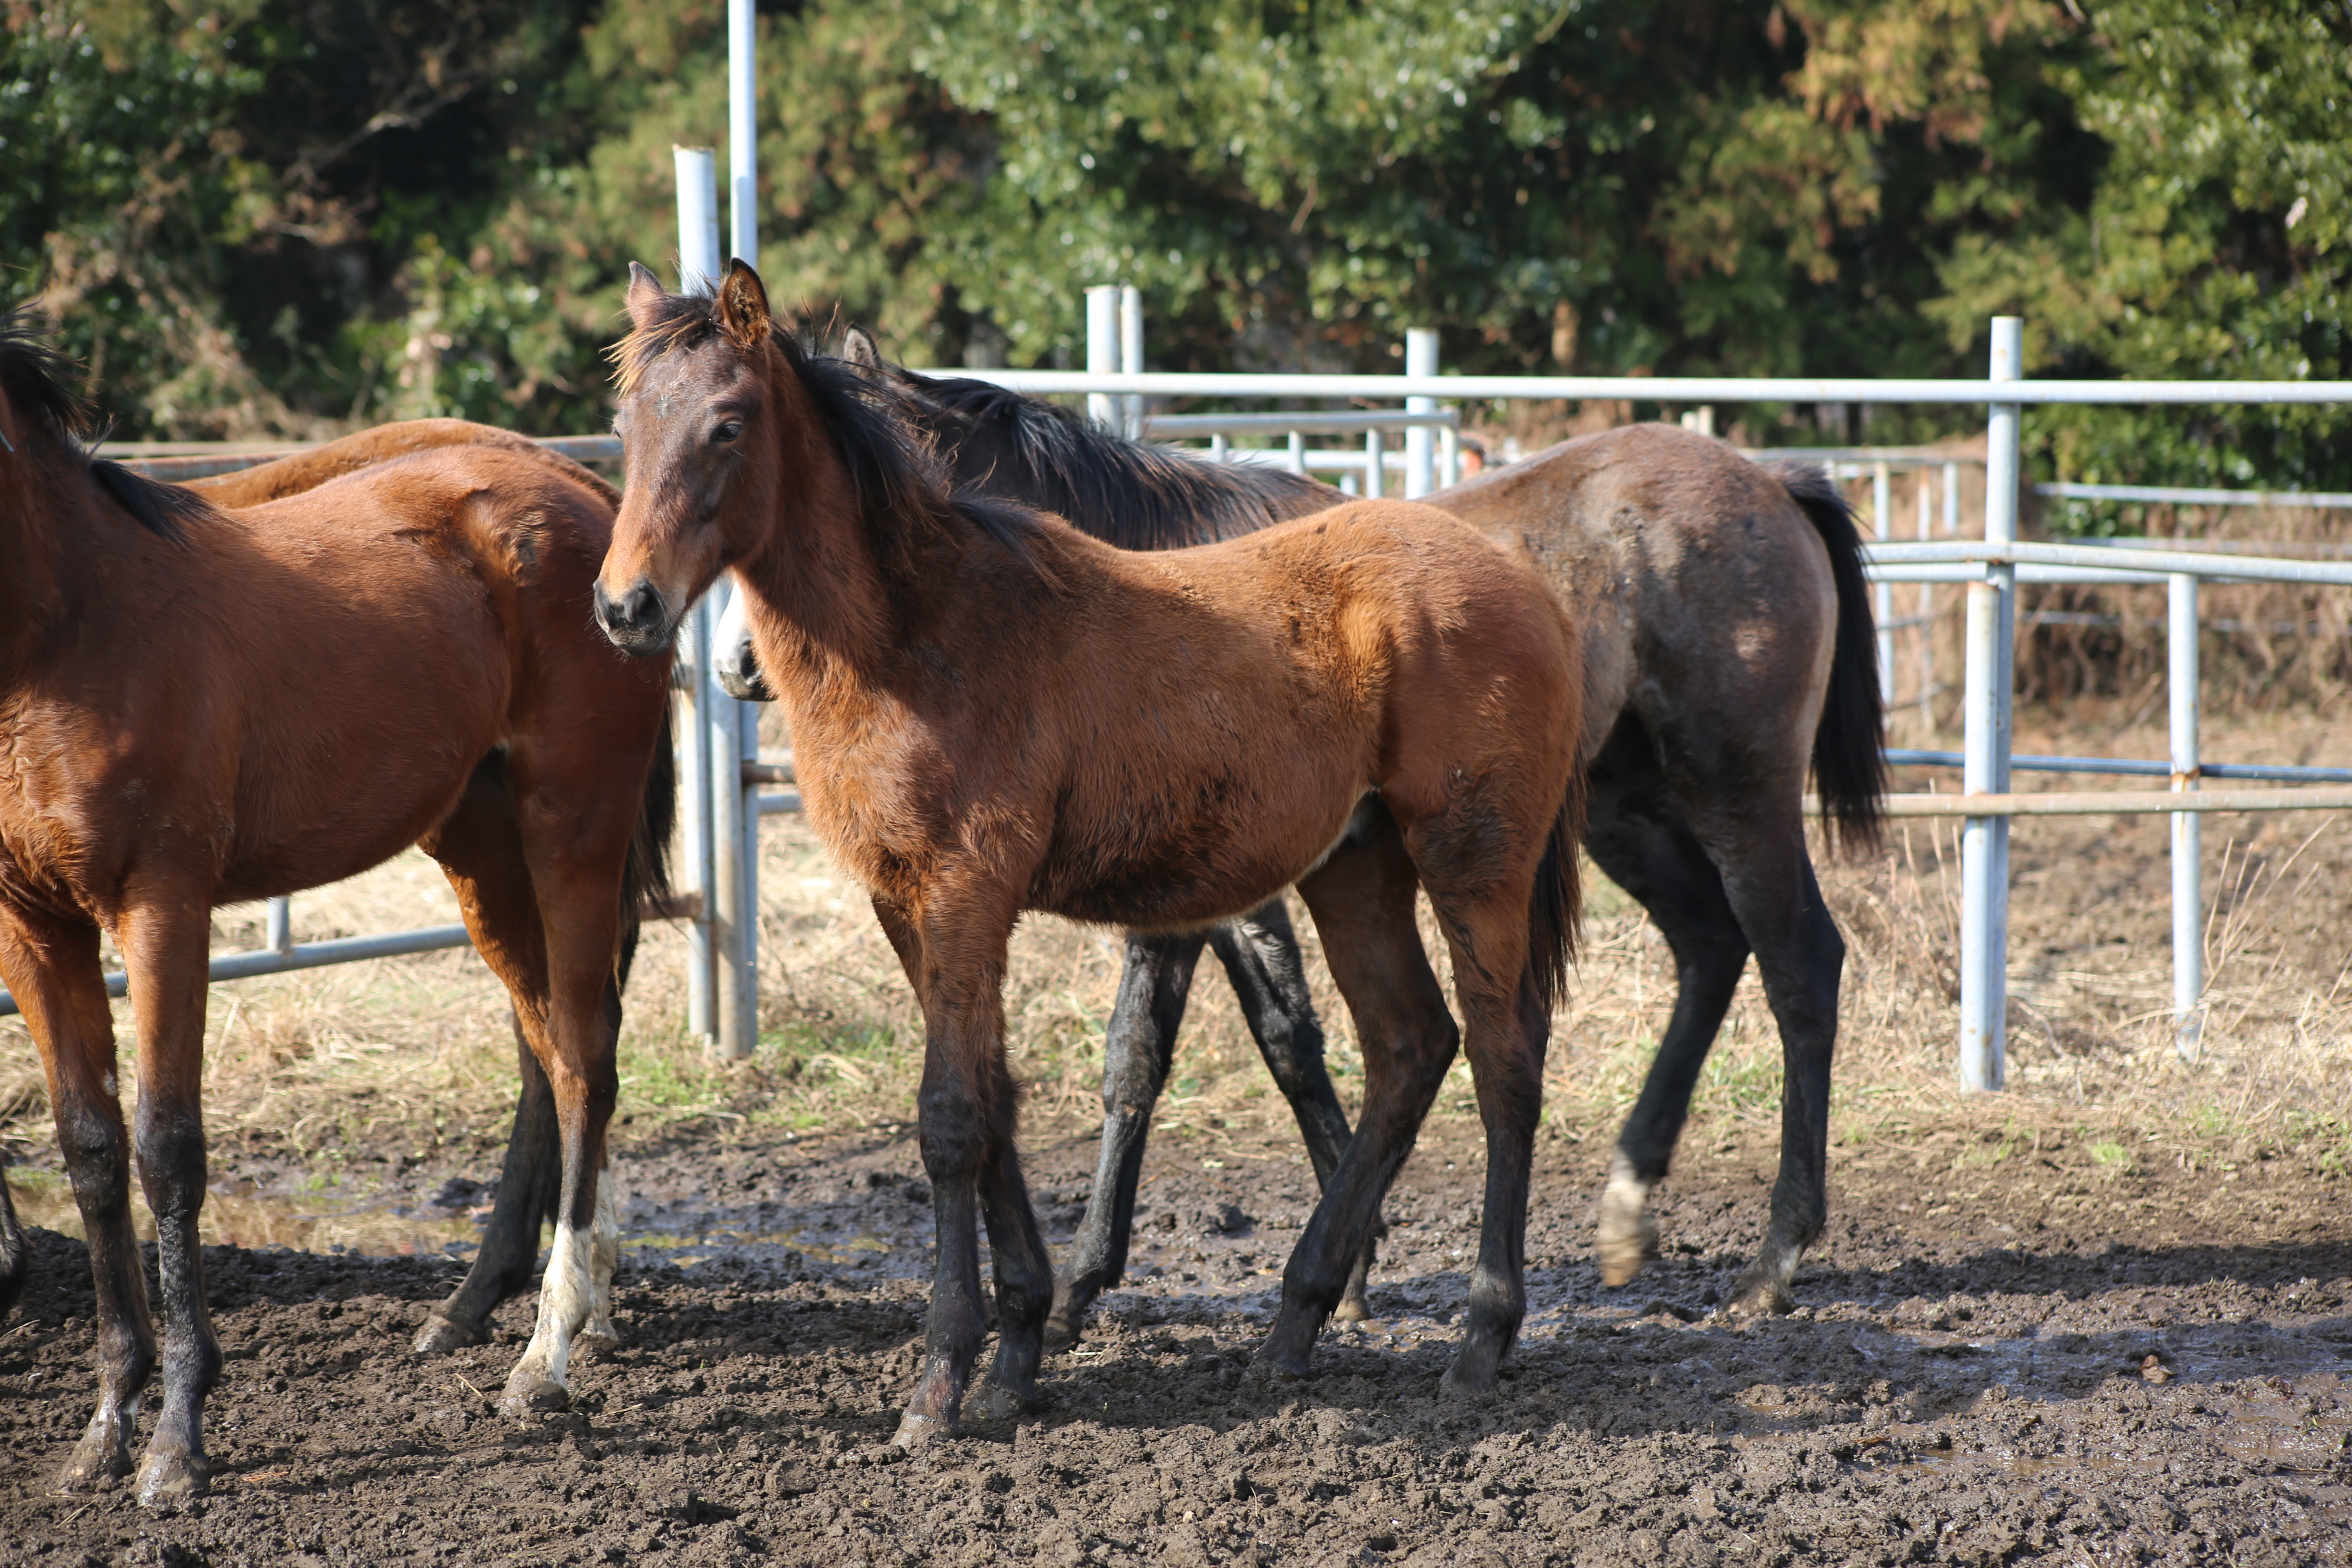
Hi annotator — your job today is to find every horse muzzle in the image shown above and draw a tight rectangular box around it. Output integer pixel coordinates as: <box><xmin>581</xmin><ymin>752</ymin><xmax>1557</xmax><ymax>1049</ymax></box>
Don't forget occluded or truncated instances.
<box><xmin>592</xmin><ymin>577</ymin><xmax>675</xmax><ymax>656</ymax></box>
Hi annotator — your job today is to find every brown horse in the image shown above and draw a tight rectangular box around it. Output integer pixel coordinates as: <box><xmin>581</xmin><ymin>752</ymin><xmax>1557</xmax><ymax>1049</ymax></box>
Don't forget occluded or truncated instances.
<box><xmin>597</xmin><ymin>261</ymin><xmax>1585</xmax><ymax>1443</ymax></box>
<box><xmin>717</xmin><ymin>335</ymin><xmax>1883</xmax><ymax>1334</ymax></box>
<box><xmin>182</xmin><ymin>417</ymin><xmax>617</xmax><ymax>509</ymax></box>
<box><xmin>0</xmin><ymin>307</ymin><xmax>673</xmax><ymax>1501</ymax></box>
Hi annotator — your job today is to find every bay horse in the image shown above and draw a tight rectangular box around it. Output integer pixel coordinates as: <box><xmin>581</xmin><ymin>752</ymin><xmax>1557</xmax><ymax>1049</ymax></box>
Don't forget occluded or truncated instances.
<box><xmin>181</xmin><ymin>417</ymin><xmax>617</xmax><ymax>510</ymax></box>
<box><xmin>715</xmin><ymin>327</ymin><xmax>1884</xmax><ymax>1336</ymax></box>
<box><xmin>0</xmin><ymin>307</ymin><xmax>673</xmax><ymax>1501</ymax></box>
<box><xmin>597</xmin><ymin>261</ymin><xmax>1585</xmax><ymax>1442</ymax></box>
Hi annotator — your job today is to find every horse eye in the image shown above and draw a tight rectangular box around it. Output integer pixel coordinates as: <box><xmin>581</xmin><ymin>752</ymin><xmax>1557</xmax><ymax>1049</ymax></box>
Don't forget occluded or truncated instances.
<box><xmin>711</xmin><ymin>420</ymin><xmax>743</xmax><ymax>445</ymax></box>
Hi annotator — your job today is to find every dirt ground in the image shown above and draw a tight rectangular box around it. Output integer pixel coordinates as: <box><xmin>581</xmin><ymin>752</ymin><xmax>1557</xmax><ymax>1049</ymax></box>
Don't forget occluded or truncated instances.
<box><xmin>6</xmin><ymin>1104</ymin><xmax>2352</xmax><ymax>1567</ymax></box>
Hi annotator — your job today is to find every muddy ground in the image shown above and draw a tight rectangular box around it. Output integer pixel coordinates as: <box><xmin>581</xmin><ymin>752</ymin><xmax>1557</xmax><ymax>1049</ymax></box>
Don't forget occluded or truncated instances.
<box><xmin>5</xmin><ymin>1113</ymin><xmax>2352</xmax><ymax>1567</ymax></box>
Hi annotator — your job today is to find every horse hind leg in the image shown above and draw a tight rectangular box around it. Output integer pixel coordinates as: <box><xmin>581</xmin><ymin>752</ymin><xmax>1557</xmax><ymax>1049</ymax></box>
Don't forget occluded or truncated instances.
<box><xmin>1207</xmin><ymin>901</ymin><xmax>1385</xmax><ymax>1321</ymax></box>
<box><xmin>2</xmin><ymin>908</ymin><xmax>155</xmax><ymax>1490</ymax></box>
<box><xmin>0</xmin><ymin>1157</ymin><xmax>27</xmax><ymax>1321</ymax></box>
<box><xmin>971</xmin><ymin>1103</ymin><xmax>1054</xmax><ymax>1422</ymax></box>
<box><xmin>1581</xmin><ymin>793</ymin><xmax>1750</xmax><ymax>1290</ymax></box>
<box><xmin>1259</xmin><ymin>824</ymin><xmax>1458</xmax><ymax>1379</ymax></box>
<box><xmin>1047</xmin><ymin>929</ymin><xmax>1203</xmax><ymax>1352</ymax></box>
<box><xmin>414</xmin><ymin>773</ymin><xmax>566</xmax><ymax>1356</ymax></box>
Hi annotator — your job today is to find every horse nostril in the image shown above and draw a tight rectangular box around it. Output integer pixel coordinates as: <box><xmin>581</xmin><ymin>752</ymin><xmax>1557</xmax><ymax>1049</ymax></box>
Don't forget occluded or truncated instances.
<box><xmin>624</xmin><ymin>583</ymin><xmax>662</xmax><ymax>630</ymax></box>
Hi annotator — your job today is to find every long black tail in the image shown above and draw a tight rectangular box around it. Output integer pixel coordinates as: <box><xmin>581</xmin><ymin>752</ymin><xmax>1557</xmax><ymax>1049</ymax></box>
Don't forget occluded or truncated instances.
<box><xmin>1769</xmin><ymin>462</ymin><xmax>1887</xmax><ymax>853</ymax></box>
<box><xmin>613</xmin><ymin>699</ymin><xmax>679</xmax><ymax>996</ymax></box>
<box><xmin>1526</xmin><ymin>777</ymin><xmax>1587</xmax><ymax>1021</ymax></box>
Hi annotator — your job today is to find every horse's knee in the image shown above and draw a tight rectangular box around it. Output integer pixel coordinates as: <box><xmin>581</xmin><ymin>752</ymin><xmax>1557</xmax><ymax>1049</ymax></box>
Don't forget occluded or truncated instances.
<box><xmin>917</xmin><ymin>1087</ymin><xmax>989</xmax><ymax>1178</ymax></box>
<box><xmin>55</xmin><ymin>1102</ymin><xmax>132</xmax><ymax>1212</ymax></box>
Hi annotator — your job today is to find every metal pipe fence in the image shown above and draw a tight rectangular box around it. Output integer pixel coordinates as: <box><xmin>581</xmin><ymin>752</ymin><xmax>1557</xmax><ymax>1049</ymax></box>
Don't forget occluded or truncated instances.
<box><xmin>43</xmin><ymin>298</ymin><xmax>2352</xmax><ymax>1096</ymax></box>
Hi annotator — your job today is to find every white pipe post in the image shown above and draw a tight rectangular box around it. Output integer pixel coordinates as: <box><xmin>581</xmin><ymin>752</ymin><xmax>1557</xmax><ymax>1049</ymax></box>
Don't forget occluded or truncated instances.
<box><xmin>1119</xmin><ymin>285</ymin><xmax>1144</xmax><ymax>439</ymax></box>
<box><xmin>1404</xmin><ymin>329</ymin><xmax>1438</xmax><ymax>497</ymax></box>
<box><xmin>1363</xmin><ymin>427</ymin><xmax>1384</xmax><ymax>499</ymax></box>
<box><xmin>727</xmin><ymin>0</ymin><xmax>757</xmax><ymax>274</ymax></box>
<box><xmin>674</xmin><ymin>147</ymin><xmax>722</xmax><ymax>294</ymax></box>
<box><xmin>674</xmin><ymin>152</ymin><xmax>722</xmax><ymax>1043</ymax></box>
<box><xmin>1287</xmin><ymin>430</ymin><xmax>1306</xmax><ymax>475</ymax></box>
<box><xmin>266</xmin><ymin>896</ymin><xmax>294</xmax><ymax>957</ymax></box>
<box><xmin>1916</xmin><ymin>470</ymin><xmax>1933</xmax><ymax>715</ymax></box>
<box><xmin>678</xmin><ymin>602</ymin><xmax>715</xmax><ymax>1040</ymax></box>
<box><xmin>1440</xmin><ymin>423</ymin><xmax>1460</xmax><ymax>488</ymax></box>
<box><xmin>715</xmin><ymin>0</ymin><xmax>760</xmax><ymax>1058</ymax></box>
<box><xmin>1085</xmin><ymin>286</ymin><xmax>1120</xmax><ymax>430</ymax></box>
<box><xmin>1874</xmin><ymin>460</ymin><xmax>1894</xmax><ymax>709</ymax></box>
<box><xmin>708</xmin><ymin>579</ymin><xmax>754</xmax><ymax>1058</ymax></box>
<box><xmin>1960</xmin><ymin>318</ymin><xmax>2022</xmax><ymax>1092</ymax></box>
<box><xmin>2170</xmin><ymin>571</ymin><xmax>2204</xmax><ymax>1059</ymax></box>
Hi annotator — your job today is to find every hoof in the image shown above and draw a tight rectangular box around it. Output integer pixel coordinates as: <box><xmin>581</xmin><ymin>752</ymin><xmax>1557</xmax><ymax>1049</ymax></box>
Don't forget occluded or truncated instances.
<box><xmin>497</xmin><ymin>1367</ymin><xmax>570</xmax><ymax>1420</ymax></box>
<box><xmin>54</xmin><ymin>1430</ymin><xmax>132</xmax><ymax>1493</ymax></box>
<box><xmin>1251</xmin><ymin>1345</ymin><xmax>1314</xmax><ymax>1383</ymax></box>
<box><xmin>1332</xmin><ymin>1293</ymin><xmax>1370</xmax><ymax>1324</ymax></box>
<box><xmin>1439</xmin><ymin>1359</ymin><xmax>1497</xmax><ymax>1400</ymax></box>
<box><xmin>575</xmin><ymin>1323</ymin><xmax>621</xmax><ymax>1363</ymax></box>
<box><xmin>135</xmin><ymin>1450</ymin><xmax>210</xmax><ymax>1507</ymax></box>
<box><xmin>1718</xmin><ymin>1268</ymin><xmax>1795</xmax><ymax>1321</ymax></box>
<box><xmin>412</xmin><ymin>1312</ymin><xmax>489</xmax><ymax>1356</ymax></box>
<box><xmin>1596</xmin><ymin>1212</ymin><xmax>1659</xmax><ymax>1290</ymax></box>
<box><xmin>1041</xmin><ymin>1311</ymin><xmax>1083</xmax><ymax>1354</ymax></box>
<box><xmin>891</xmin><ymin>1410</ymin><xmax>956</xmax><ymax>1451</ymax></box>
<box><xmin>969</xmin><ymin>1379</ymin><xmax>1045</xmax><ymax>1423</ymax></box>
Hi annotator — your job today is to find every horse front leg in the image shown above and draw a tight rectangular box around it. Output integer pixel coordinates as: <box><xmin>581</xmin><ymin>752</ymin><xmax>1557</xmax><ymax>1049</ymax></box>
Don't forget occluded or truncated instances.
<box><xmin>1047</xmin><ymin>929</ymin><xmax>1202</xmax><ymax>1350</ymax></box>
<box><xmin>414</xmin><ymin>1021</ymin><xmax>564</xmax><ymax>1354</ymax></box>
<box><xmin>2</xmin><ymin>906</ymin><xmax>153</xmax><ymax>1491</ymax></box>
<box><xmin>876</xmin><ymin>891</ymin><xmax>1039</xmax><ymax>1447</ymax></box>
<box><xmin>115</xmin><ymin>889</ymin><xmax>227</xmax><ymax>1503</ymax></box>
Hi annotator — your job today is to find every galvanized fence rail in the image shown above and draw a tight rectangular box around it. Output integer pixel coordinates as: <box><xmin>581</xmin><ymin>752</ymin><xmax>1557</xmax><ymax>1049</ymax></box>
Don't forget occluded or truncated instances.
<box><xmin>24</xmin><ymin>299</ymin><xmax>2352</xmax><ymax>1099</ymax></box>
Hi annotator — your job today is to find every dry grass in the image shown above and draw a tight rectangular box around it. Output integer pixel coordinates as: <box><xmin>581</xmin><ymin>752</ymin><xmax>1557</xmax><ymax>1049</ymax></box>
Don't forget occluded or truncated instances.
<box><xmin>5</xmin><ymin>706</ymin><xmax>2352</xmax><ymax>1178</ymax></box>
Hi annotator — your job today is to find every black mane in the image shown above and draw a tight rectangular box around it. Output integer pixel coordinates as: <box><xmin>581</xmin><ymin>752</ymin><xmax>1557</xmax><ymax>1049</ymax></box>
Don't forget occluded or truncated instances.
<box><xmin>616</xmin><ymin>290</ymin><xmax>1053</xmax><ymax>572</ymax></box>
<box><xmin>889</xmin><ymin>371</ymin><xmax>1336</xmax><ymax>551</ymax></box>
<box><xmin>1</xmin><ymin>301</ymin><xmax>206</xmax><ymax>544</ymax></box>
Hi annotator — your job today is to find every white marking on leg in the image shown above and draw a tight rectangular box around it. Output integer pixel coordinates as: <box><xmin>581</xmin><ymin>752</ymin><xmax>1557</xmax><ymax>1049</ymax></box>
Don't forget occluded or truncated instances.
<box><xmin>585</xmin><ymin>1156</ymin><xmax>621</xmax><ymax>1351</ymax></box>
<box><xmin>1595</xmin><ymin>1150</ymin><xmax>1657</xmax><ymax>1289</ymax></box>
<box><xmin>511</xmin><ymin>1218</ymin><xmax>595</xmax><ymax>1393</ymax></box>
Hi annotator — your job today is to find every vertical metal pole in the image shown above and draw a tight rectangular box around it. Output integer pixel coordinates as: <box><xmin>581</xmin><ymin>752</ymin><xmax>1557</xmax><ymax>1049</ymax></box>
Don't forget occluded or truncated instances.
<box><xmin>1960</xmin><ymin>318</ymin><xmax>2022</xmax><ymax>1092</ymax></box>
<box><xmin>2169</xmin><ymin>572</ymin><xmax>2204</xmax><ymax>1059</ymax></box>
<box><xmin>1363</xmin><ymin>428</ymin><xmax>1384</xmax><ymax>499</ymax></box>
<box><xmin>1085</xmin><ymin>286</ymin><xmax>1119</xmax><ymax>431</ymax></box>
<box><xmin>673</xmin><ymin>148</ymin><xmax>722</xmax><ymax>293</ymax></box>
<box><xmin>1873</xmin><ymin>459</ymin><xmax>1894</xmax><ymax>710</ymax></box>
<box><xmin>1403</xmin><ymin>328</ymin><xmax>1437</xmax><ymax>498</ymax></box>
<box><xmin>1209</xmin><ymin>432</ymin><xmax>1228</xmax><ymax>463</ymax></box>
<box><xmin>727</xmin><ymin>0</ymin><xmax>757</xmax><ymax>273</ymax></box>
<box><xmin>1287</xmin><ymin>430</ymin><xmax>1306</xmax><ymax>476</ymax></box>
<box><xmin>1118</xmin><ymin>285</ymin><xmax>1144</xmax><ymax>439</ymax></box>
<box><xmin>266</xmin><ymin>897</ymin><xmax>293</xmax><ymax>957</ymax></box>
<box><xmin>737</xmin><ymin>638</ymin><xmax>760</xmax><ymax>1054</ymax></box>
<box><xmin>1915</xmin><ymin>470</ymin><xmax>1933</xmax><ymax>715</ymax></box>
<box><xmin>708</xmin><ymin>579</ymin><xmax>753</xmax><ymax>1058</ymax></box>
<box><xmin>1440</xmin><ymin>423</ymin><xmax>1459</xmax><ymax>488</ymax></box>
<box><xmin>673</xmin><ymin>153</ymin><xmax>722</xmax><ymax>1044</ymax></box>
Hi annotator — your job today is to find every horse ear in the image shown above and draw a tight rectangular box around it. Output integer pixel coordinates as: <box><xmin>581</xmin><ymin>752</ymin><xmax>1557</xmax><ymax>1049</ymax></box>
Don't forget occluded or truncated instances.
<box><xmin>715</xmin><ymin>259</ymin><xmax>772</xmax><ymax>348</ymax></box>
<box><xmin>625</xmin><ymin>262</ymin><xmax>669</xmax><ymax>330</ymax></box>
<box><xmin>842</xmin><ymin>325</ymin><xmax>883</xmax><ymax>369</ymax></box>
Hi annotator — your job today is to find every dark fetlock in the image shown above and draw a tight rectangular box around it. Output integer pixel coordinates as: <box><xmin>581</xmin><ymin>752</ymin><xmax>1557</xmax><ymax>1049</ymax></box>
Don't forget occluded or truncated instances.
<box><xmin>1042</xmin><ymin>1274</ymin><xmax>1095</xmax><ymax>1352</ymax></box>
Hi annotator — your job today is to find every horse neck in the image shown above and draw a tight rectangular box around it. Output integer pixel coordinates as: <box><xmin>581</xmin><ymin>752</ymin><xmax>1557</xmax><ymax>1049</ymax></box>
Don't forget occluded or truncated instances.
<box><xmin>0</xmin><ymin>436</ymin><xmax>78</xmax><ymax>682</ymax></box>
<box><xmin>731</xmin><ymin>368</ymin><xmax>907</xmax><ymax>698</ymax></box>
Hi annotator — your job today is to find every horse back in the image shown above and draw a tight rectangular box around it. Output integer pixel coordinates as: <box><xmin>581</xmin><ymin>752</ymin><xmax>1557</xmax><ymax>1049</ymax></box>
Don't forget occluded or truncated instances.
<box><xmin>188</xmin><ymin>418</ymin><xmax>619</xmax><ymax>510</ymax></box>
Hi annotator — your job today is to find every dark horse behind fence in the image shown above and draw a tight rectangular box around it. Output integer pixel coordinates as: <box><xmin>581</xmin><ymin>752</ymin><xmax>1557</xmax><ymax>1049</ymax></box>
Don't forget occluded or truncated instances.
<box><xmin>596</xmin><ymin>261</ymin><xmax>1587</xmax><ymax>1443</ymax></box>
<box><xmin>0</xmin><ymin>306</ymin><xmax>675</xmax><ymax>1503</ymax></box>
<box><xmin>713</xmin><ymin>324</ymin><xmax>1884</xmax><ymax>1340</ymax></box>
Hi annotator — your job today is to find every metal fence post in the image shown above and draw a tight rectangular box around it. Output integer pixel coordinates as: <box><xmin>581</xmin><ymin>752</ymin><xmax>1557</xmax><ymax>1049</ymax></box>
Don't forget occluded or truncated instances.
<box><xmin>674</xmin><ymin>149</ymin><xmax>724</xmax><ymax>1044</ymax></box>
<box><xmin>266</xmin><ymin>897</ymin><xmax>294</xmax><ymax>957</ymax></box>
<box><xmin>1404</xmin><ymin>329</ymin><xmax>1438</xmax><ymax>497</ymax></box>
<box><xmin>1960</xmin><ymin>317</ymin><xmax>2022</xmax><ymax>1092</ymax></box>
<box><xmin>2169</xmin><ymin>571</ymin><xmax>2204</xmax><ymax>1059</ymax></box>
<box><xmin>1119</xmin><ymin>285</ymin><xmax>1145</xmax><ymax>439</ymax></box>
<box><xmin>1085</xmin><ymin>287</ymin><xmax>1120</xmax><ymax>431</ymax></box>
<box><xmin>1874</xmin><ymin>459</ymin><xmax>1894</xmax><ymax>709</ymax></box>
<box><xmin>708</xmin><ymin>578</ymin><xmax>755</xmax><ymax>1058</ymax></box>
<box><xmin>727</xmin><ymin>0</ymin><xmax>758</xmax><ymax>276</ymax></box>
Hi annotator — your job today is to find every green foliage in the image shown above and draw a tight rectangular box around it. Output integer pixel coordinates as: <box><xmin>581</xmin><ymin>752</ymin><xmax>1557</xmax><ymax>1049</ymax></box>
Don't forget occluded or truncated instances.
<box><xmin>5</xmin><ymin>0</ymin><xmax>2350</xmax><ymax>499</ymax></box>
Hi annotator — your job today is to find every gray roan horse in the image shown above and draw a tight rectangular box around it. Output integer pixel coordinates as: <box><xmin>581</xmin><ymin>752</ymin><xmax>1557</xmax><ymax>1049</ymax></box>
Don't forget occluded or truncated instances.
<box><xmin>705</xmin><ymin>327</ymin><xmax>1885</xmax><ymax>1343</ymax></box>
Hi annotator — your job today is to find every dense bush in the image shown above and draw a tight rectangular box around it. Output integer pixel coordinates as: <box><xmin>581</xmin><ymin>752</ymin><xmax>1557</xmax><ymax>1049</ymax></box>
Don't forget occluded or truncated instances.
<box><xmin>4</xmin><ymin>0</ymin><xmax>2346</xmax><ymax>499</ymax></box>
